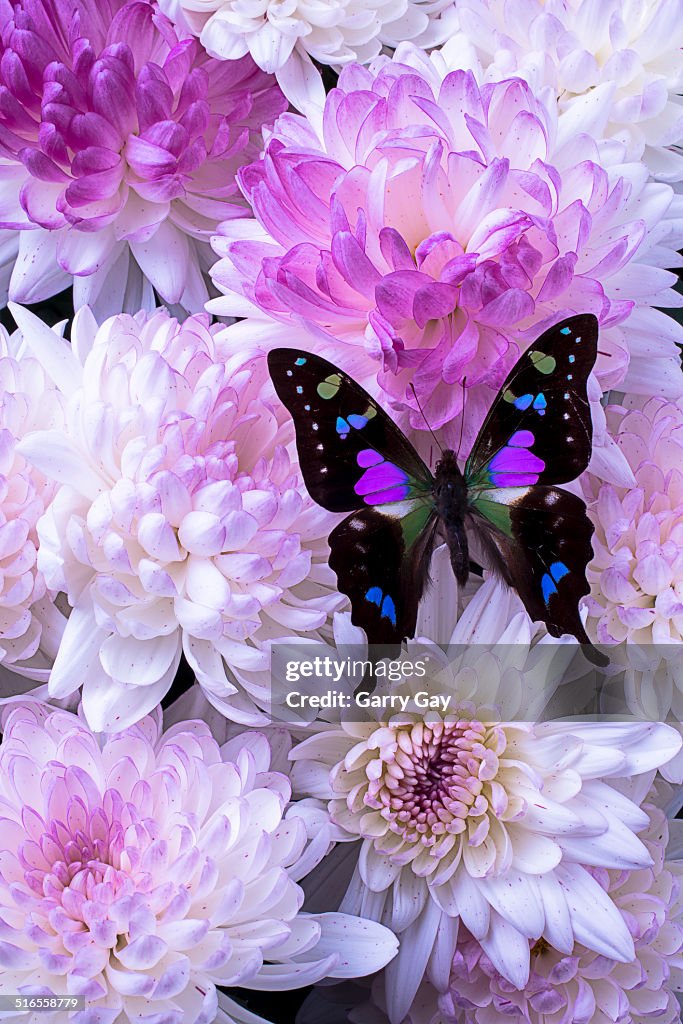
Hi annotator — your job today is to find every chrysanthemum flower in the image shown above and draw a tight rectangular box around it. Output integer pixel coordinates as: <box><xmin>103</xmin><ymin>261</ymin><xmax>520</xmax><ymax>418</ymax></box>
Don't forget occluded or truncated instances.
<box><xmin>290</xmin><ymin>574</ymin><xmax>682</xmax><ymax>1022</ymax></box>
<box><xmin>159</xmin><ymin>0</ymin><xmax>457</xmax><ymax>113</ymax></box>
<box><xmin>454</xmin><ymin>0</ymin><xmax>683</xmax><ymax>180</ymax></box>
<box><xmin>0</xmin><ymin>0</ymin><xmax>287</xmax><ymax>317</ymax></box>
<box><xmin>0</xmin><ymin>326</ymin><xmax>62</xmax><ymax>676</ymax></box>
<box><xmin>209</xmin><ymin>46</ymin><xmax>683</xmax><ymax>449</ymax></box>
<box><xmin>583</xmin><ymin>395</ymin><xmax>683</xmax><ymax>647</ymax></box>
<box><xmin>441</xmin><ymin>798</ymin><xmax>683</xmax><ymax>1024</ymax></box>
<box><xmin>14</xmin><ymin>304</ymin><xmax>343</xmax><ymax>732</ymax></box>
<box><xmin>0</xmin><ymin>702</ymin><xmax>398</xmax><ymax>1024</ymax></box>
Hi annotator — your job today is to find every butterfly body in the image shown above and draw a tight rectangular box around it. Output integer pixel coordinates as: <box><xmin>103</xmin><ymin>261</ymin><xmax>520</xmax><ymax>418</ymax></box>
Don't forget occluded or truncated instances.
<box><xmin>433</xmin><ymin>449</ymin><xmax>470</xmax><ymax>587</ymax></box>
<box><xmin>268</xmin><ymin>314</ymin><xmax>604</xmax><ymax>662</ymax></box>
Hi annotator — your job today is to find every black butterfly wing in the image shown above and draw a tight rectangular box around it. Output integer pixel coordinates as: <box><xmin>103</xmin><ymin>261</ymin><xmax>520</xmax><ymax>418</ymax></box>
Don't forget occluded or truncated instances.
<box><xmin>268</xmin><ymin>349</ymin><xmax>433</xmax><ymax>512</ymax></box>
<box><xmin>464</xmin><ymin>315</ymin><xmax>602</xmax><ymax>655</ymax></box>
<box><xmin>268</xmin><ymin>349</ymin><xmax>438</xmax><ymax>647</ymax></box>
<box><xmin>330</xmin><ymin>503</ymin><xmax>439</xmax><ymax>647</ymax></box>
<box><xmin>469</xmin><ymin>487</ymin><xmax>595</xmax><ymax>647</ymax></box>
<box><xmin>465</xmin><ymin>314</ymin><xmax>598</xmax><ymax>490</ymax></box>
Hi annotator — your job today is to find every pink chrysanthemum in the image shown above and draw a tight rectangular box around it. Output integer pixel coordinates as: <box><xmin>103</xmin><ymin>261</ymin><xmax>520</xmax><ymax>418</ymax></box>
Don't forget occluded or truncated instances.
<box><xmin>583</xmin><ymin>395</ymin><xmax>683</xmax><ymax>646</ymax></box>
<box><xmin>442</xmin><ymin>800</ymin><xmax>683</xmax><ymax>1024</ymax></box>
<box><xmin>14</xmin><ymin>304</ymin><xmax>343</xmax><ymax>732</ymax></box>
<box><xmin>0</xmin><ymin>0</ymin><xmax>287</xmax><ymax>317</ymax></box>
<box><xmin>209</xmin><ymin>46</ymin><xmax>683</xmax><ymax>449</ymax></box>
<box><xmin>0</xmin><ymin>326</ymin><xmax>62</xmax><ymax>674</ymax></box>
<box><xmin>0</xmin><ymin>702</ymin><xmax>398</xmax><ymax>1024</ymax></box>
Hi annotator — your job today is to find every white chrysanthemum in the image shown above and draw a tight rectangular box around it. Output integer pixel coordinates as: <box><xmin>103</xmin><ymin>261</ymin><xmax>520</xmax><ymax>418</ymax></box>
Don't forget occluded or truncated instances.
<box><xmin>14</xmin><ymin>304</ymin><xmax>343</xmax><ymax>733</ymax></box>
<box><xmin>0</xmin><ymin>701</ymin><xmax>398</xmax><ymax>1024</ymax></box>
<box><xmin>584</xmin><ymin>395</ymin><xmax>683</xmax><ymax>646</ymax></box>
<box><xmin>0</xmin><ymin>327</ymin><xmax>62</xmax><ymax>675</ymax></box>
<box><xmin>444</xmin><ymin>799</ymin><xmax>683</xmax><ymax>1024</ymax></box>
<box><xmin>581</xmin><ymin>394</ymin><xmax>683</xmax><ymax>783</ymax></box>
<box><xmin>160</xmin><ymin>0</ymin><xmax>458</xmax><ymax>113</ymax></box>
<box><xmin>290</xmin><ymin>568</ymin><xmax>682</xmax><ymax>1022</ymax></box>
<box><xmin>341</xmin><ymin>784</ymin><xmax>683</xmax><ymax>1024</ymax></box>
<box><xmin>453</xmin><ymin>0</ymin><xmax>683</xmax><ymax>179</ymax></box>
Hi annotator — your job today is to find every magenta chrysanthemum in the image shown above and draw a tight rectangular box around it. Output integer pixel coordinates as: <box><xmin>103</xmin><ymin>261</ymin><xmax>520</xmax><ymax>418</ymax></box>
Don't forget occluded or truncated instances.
<box><xmin>0</xmin><ymin>0</ymin><xmax>286</xmax><ymax>315</ymax></box>
<box><xmin>14</xmin><ymin>304</ymin><xmax>343</xmax><ymax>732</ymax></box>
<box><xmin>0</xmin><ymin>703</ymin><xmax>398</xmax><ymax>1024</ymax></box>
<box><xmin>442</xmin><ymin>801</ymin><xmax>683</xmax><ymax>1024</ymax></box>
<box><xmin>210</xmin><ymin>46</ymin><xmax>683</xmax><ymax>448</ymax></box>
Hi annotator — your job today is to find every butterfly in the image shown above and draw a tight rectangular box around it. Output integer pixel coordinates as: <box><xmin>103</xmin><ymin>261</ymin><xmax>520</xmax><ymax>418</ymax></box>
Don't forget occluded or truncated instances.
<box><xmin>268</xmin><ymin>314</ymin><xmax>604</xmax><ymax>661</ymax></box>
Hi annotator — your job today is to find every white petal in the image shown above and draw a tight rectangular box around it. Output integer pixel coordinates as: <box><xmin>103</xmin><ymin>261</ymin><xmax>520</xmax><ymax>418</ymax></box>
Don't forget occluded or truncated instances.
<box><xmin>9</xmin><ymin>302</ymin><xmax>82</xmax><ymax>393</ymax></box>
<box><xmin>10</xmin><ymin>229</ymin><xmax>71</xmax><ymax>303</ymax></box>
<box><xmin>302</xmin><ymin>912</ymin><xmax>398</xmax><ymax>978</ymax></box>
<box><xmin>99</xmin><ymin>631</ymin><xmax>181</xmax><ymax>686</ymax></box>
<box><xmin>447</xmin><ymin>868</ymin><xmax>490</xmax><ymax>940</ymax></box>
<box><xmin>276</xmin><ymin>49</ymin><xmax>326</xmax><ymax>136</ymax></box>
<box><xmin>130</xmin><ymin>219</ymin><xmax>190</xmax><ymax>304</ymax></box>
<box><xmin>479</xmin><ymin>872</ymin><xmax>544</xmax><ymax>938</ymax></box>
<box><xmin>18</xmin><ymin>430</ymin><xmax>102</xmax><ymax>500</ymax></box>
<box><xmin>537</xmin><ymin>871</ymin><xmax>573</xmax><ymax>954</ymax></box>
<box><xmin>555</xmin><ymin>862</ymin><xmax>635</xmax><ymax>962</ymax></box>
<box><xmin>49</xmin><ymin>603</ymin><xmax>106</xmax><ymax>699</ymax></box>
<box><xmin>384</xmin><ymin>899</ymin><xmax>442</xmax><ymax>1024</ymax></box>
<box><xmin>479</xmin><ymin>910</ymin><xmax>530</xmax><ymax>989</ymax></box>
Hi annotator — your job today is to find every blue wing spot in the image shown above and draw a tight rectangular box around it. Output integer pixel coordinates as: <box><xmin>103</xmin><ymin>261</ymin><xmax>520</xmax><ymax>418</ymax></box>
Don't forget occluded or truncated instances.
<box><xmin>348</xmin><ymin>414</ymin><xmax>369</xmax><ymax>430</ymax></box>
<box><xmin>381</xmin><ymin>595</ymin><xmax>397</xmax><ymax>625</ymax></box>
<box><xmin>533</xmin><ymin>394</ymin><xmax>547</xmax><ymax>411</ymax></box>
<box><xmin>304</xmin><ymin>404</ymin><xmax>310</xmax><ymax>411</ymax></box>
<box><xmin>296</xmin><ymin>385</ymin><xmax>303</xmax><ymax>394</ymax></box>
<box><xmin>560</xmin><ymin>326</ymin><xmax>571</xmax><ymax>335</ymax></box>
<box><xmin>575</xmin><ymin>337</ymin><xmax>582</xmax><ymax>344</ymax></box>
<box><xmin>295</xmin><ymin>357</ymin><xmax>307</xmax><ymax>365</ymax></box>
<box><xmin>568</xmin><ymin>354</ymin><xmax>575</xmax><ymax>364</ymax></box>
<box><xmin>336</xmin><ymin>416</ymin><xmax>350</xmax><ymax>438</ymax></box>
<box><xmin>286</xmin><ymin>370</ymin><xmax>293</xmax><ymax>377</ymax></box>
<box><xmin>567</xmin><ymin>374</ymin><xmax>573</xmax><ymax>381</ymax></box>
<box><xmin>564</xmin><ymin>392</ymin><xmax>570</xmax><ymax>400</ymax></box>
<box><xmin>541</xmin><ymin>574</ymin><xmax>557</xmax><ymax>605</ymax></box>
<box><xmin>365</xmin><ymin>588</ymin><xmax>397</xmax><ymax>624</ymax></box>
<box><xmin>514</xmin><ymin>393</ymin><xmax>534</xmax><ymax>410</ymax></box>
<box><xmin>550</xmin><ymin>561</ymin><xmax>570</xmax><ymax>583</ymax></box>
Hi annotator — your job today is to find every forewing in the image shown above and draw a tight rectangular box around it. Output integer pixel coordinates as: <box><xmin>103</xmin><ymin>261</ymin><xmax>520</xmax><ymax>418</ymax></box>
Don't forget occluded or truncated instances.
<box><xmin>268</xmin><ymin>349</ymin><xmax>433</xmax><ymax>512</ymax></box>
<box><xmin>329</xmin><ymin>499</ymin><xmax>439</xmax><ymax>648</ymax></box>
<box><xmin>469</xmin><ymin>486</ymin><xmax>596</xmax><ymax>649</ymax></box>
<box><xmin>465</xmin><ymin>314</ymin><xmax>598</xmax><ymax>490</ymax></box>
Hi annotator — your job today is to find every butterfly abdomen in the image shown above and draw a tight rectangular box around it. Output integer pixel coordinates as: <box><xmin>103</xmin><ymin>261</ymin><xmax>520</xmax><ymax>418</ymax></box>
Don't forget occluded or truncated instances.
<box><xmin>434</xmin><ymin>450</ymin><xmax>470</xmax><ymax>588</ymax></box>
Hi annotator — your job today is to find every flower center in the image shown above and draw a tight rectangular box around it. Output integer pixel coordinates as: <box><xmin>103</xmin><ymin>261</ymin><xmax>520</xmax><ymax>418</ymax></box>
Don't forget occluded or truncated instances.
<box><xmin>18</xmin><ymin>794</ymin><xmax>151</xmax><ymax>934</ymax></box>
<box><xmin>361</xmin><ymin>718</ymin><xmax>502</xmax><ymax>847</ymax></box>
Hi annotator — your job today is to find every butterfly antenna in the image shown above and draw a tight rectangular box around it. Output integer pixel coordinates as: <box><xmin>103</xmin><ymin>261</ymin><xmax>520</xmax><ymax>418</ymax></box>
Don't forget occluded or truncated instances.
<box><xmin>409</xmin><ymin>383</ymin><xmax>443</xmax><ymax>455</ymax></box>
<box><xmin>456</xmin><ymin>377</ymin><xmax>467</xmax><ymax>461</ymax></box>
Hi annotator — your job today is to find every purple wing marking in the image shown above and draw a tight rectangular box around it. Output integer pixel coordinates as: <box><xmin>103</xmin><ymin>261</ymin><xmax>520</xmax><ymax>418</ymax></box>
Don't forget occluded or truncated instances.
<box><xmin>488</xmin><ymin>430</ymin><xmax>545</xmax><ymax>486</ymax></box>
<box><xmin>354</xmin><ymin>450</ymin><xmax>412</xmax><ymax>504</ymax></box>
<box><xmin>357</xmin><ymin>449</ymin><xmax>384</xmax><ymax>468</ymax></box>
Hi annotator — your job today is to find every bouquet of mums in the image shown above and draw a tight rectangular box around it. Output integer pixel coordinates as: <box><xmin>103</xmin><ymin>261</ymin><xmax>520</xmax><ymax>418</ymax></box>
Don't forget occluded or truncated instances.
<box><xmin>0</xmin><ymin>0</ymin><xmax>682</xmax><ymax>1022</ymax></box>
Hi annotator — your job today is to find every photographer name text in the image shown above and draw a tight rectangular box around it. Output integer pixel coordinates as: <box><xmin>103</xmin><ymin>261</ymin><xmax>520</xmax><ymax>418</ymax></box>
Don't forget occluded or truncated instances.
<box><xmin>285</xmin><ymin>690</ymin><xmax>451</xmax><ymax>712</ymax></box>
